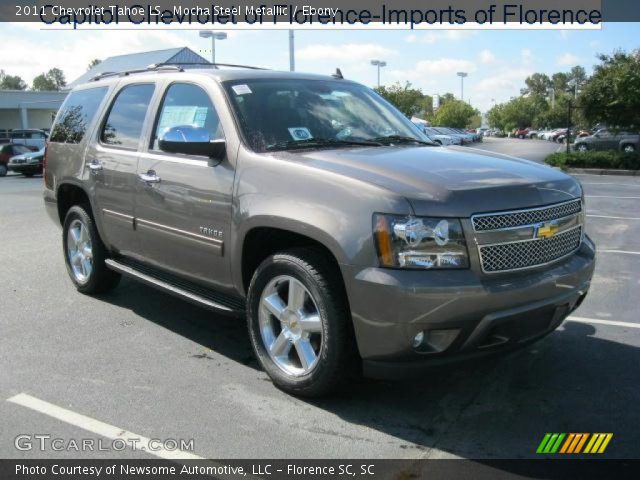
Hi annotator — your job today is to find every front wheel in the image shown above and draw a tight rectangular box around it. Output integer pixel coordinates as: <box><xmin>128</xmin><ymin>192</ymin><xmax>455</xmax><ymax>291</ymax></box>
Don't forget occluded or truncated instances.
<box><xmin>0</xmin><ymin>164</ymin><xmax>7</xmax><ymax>177</ymax></box>
<box><xmin>62</xmin><ymin>205</ymin><xmax>121</xmax><ymax>294</ymax></box>
<box><xmin>622</xmin><ymin>144</ymin><xmax>636</xmax><ymax>153</ymax></box>
<box><xmin>246</xmin><ymin>248</ymin><xmax>358</xmax><ymax>397</ymax></box>
<box><xmin>576</xmin><ymin>144</ymin><xmax>588</xmax><ymax>153</ymax></box>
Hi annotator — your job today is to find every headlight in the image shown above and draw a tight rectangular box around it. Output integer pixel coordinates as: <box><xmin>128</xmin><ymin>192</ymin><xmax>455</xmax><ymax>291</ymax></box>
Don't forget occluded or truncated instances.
<box><xmin>373</xmin><ymin>214</ymin><xmax>469</xmax><ymax>269</ymax></box>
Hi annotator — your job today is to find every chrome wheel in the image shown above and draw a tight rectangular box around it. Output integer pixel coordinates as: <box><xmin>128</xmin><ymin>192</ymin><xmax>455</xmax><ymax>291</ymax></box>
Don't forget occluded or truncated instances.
<box><xmin>623</xmin><ymin>145</ymin><xmax>635</xmax><ymax>153</ymax></box>
<box><xmin>66</xmin><ymin>219</ymin><xmax>93</xmax><ymax>284</ymax></box>
<box><xmin>258</xmin><ymin>275</ymin><xmax>323</xmax><ymax>376</ymax></box>
<box><xmin>577</xmin><ymin>144</ymin><xmax>588</xmax><ymax>153</ymax></box>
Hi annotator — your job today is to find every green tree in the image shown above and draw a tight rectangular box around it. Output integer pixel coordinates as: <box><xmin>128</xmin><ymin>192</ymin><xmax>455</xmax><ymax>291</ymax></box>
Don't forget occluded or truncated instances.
<box><xmin>88</xmin><ymin>59</ymin><xmax>102</xmax><ymax>70</ymax></box>
<box><xmin>580</xmin><ymin>50</ymin><xmax>640</xmax><ymax>129</ymax></box>
<box><xmin>0</xmin><ymin>70</ymin><xmax>27</xmax><ymax>90</ymax></box>
<box><xmin>32</xmin><ymin>68</ymin><xmax>66</xmax><ymax>91</ymax></box>
<box><xmin>374</xmin><ymin>82</ymin><xmax>425</xmax><ymax>117</ymax></box>
<box><xmin>432</xmin><ymin>100</ymin><xmax>479</xmax><ymax>128</ymax></box>
<box><xmin>521</xmin><ymin>73</ymin><xmax>551</xmax><ymax>96</ymax></box>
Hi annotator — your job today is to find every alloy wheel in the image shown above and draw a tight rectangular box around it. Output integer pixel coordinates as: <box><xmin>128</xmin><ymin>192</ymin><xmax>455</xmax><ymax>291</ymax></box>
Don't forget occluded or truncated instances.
<box><xmin>66</xmin><ymin>219</ymin><xmax>93</xmax><ymax>284</ymax></box>
<box><xmin>258</xmin><ymin>275</ymin><xmax>323</xmax><ymax>376</ymax></box>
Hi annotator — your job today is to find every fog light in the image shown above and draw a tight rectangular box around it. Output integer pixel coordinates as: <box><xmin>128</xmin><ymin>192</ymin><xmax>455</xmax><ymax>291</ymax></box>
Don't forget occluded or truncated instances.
<box><xmin>412</xmin><ymin>331</ymin><xmax>425</xmax><ymax>348</ymax></box>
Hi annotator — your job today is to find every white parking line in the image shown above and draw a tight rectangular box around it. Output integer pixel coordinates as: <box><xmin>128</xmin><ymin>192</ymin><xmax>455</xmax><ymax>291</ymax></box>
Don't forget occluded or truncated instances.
<box><xmin>567</xmin><ymin>316</ymin><xmax>640</xmax><ymax>329</ymax></box>
<box><xmin>6</xmin><ymin>393</ymin><xmax>203</xmax><ymax>460</ymax></box>
<box><xmin>587</xmin><ymin>214</ymin><xmax>640</xmax><ymax>220</ymax></box>
<box><xmin>585</xmin><ymin>195</ymin><xmax>640</xmax><ymax>199</ymax></box>
<box><xmin>597</xmin><ymin>249</ymin><xmax>640</xmax><ymax>255</ymax></box>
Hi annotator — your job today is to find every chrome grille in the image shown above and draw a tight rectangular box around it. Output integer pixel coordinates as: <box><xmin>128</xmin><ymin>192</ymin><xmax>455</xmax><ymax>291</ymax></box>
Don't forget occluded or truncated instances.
<box><xmin>472</xmin><ymin>199</ymin><xmax>582</xmax><ymax>231</ymax></box>
<box><xmin>479</xmin><ymin>227</ymin><xmax>582</xmax><ymax>273</ymax></box>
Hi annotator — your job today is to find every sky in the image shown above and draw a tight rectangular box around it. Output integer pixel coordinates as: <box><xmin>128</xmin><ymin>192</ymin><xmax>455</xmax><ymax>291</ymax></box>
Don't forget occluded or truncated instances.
<box><xmin>1</xmin><ymin>22</ymin><xmax>637</xmax><ymax>112</ymax></box>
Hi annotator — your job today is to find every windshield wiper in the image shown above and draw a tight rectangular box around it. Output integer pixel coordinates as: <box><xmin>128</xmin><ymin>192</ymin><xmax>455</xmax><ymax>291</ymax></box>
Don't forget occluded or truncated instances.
<box><xmin>266</xmin><ymin>138</ymin><xmax>382</xmax><ymax>151</ymax></box>
<box><xmin>370</xmin><ymin>135</ymin><xmax>436</xmax><ymax>146</ymax></box>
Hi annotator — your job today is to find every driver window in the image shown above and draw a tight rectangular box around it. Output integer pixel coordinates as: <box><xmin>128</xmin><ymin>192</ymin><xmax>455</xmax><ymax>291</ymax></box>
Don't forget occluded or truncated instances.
<box><xmin>152</xmin><ymin>83</ymin><xmax>223</xmax><ymax>151</ymax></box>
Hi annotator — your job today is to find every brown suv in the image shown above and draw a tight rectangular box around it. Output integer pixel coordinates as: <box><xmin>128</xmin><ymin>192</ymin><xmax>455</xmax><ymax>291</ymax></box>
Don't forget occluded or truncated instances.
<box><xmin>44</xmin><ymin>65</ymin><xmax>595</xmax><ymax>396</ymax></box>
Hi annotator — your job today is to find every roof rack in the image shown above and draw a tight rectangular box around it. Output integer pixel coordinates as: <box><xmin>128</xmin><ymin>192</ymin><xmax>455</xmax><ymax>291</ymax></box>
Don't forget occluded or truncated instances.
<box><xmin>89</xmin><ymin>62</ymin><xmax>268</xmax><ymax>82</ymax></box>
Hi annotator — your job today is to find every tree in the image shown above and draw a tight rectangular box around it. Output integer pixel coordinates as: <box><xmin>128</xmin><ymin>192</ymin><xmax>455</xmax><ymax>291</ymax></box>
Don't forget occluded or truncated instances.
<box><xmin>580</xmin><ymin>50</ymin><xmax>640</xmax><ymax>129</ymax></box>
<box><xmin>374</xmin><ymin>82</ymin><xmax>425</xmax><ymax>117</ymax></box>
<box><xmin>432</xmin><ymin>100</ymin><xmax>479</xmax><ymax>128</ymax></box>
<box><xmin>521</xmin><ymin>73</ymin><xmax>551</xmax><ymax>96</ymax></box>
<box><xmin>0</xmin><ymin>70</ymin><xmax>27</xmax><ymax>90</ymax></box>
<box><xmin>88</xmin><ymin>59</ymin><xmax>102</xmax><ymax>70</ymax></box>
<box><xmin>32</xmin><ymin>68</ymin><xmax>66</xmax><ymax>91</ymax></box>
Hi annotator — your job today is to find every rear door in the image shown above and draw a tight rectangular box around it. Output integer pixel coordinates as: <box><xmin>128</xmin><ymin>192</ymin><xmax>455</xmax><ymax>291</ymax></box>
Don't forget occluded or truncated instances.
<box><xmin>89</xmin><ymin>83</ymin><xmax>156</xmax><ymax>256</ymax></box>
<box><xmin>133</xmin><ymin>81</ymin><xmax>235</xmax><ymax>289</ymax></box>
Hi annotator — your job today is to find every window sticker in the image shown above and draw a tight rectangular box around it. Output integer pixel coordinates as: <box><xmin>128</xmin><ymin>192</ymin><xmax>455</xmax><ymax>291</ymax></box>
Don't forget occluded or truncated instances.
<box><xmin>232</xmin><ymin>84</ymin><xmax>252</xmax><ymax>95</ymax></box>
<box><xmin>288</xmin><ymin>127</ymin><xmax>313</xmax><ymax>141</ymax></box>
<box><xmin>157</xmin><ymin>106</ymin><xmax>208</xmax><ymax>133</ymax></box>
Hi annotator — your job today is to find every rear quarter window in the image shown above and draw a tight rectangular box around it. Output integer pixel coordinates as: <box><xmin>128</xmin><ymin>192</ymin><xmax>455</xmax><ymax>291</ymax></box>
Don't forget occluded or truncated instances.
<box><xmin>50</xmin><ymin>87</ymin><xmax>109</xmax><ymax>144</ymax></box>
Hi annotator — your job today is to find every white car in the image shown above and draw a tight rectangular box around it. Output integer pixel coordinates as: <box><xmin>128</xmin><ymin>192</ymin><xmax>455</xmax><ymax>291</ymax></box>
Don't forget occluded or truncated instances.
<box><xmin>424</xmin><ymin>126</ymin><xmax>461</xmax><ymax>146</ymax></box>
<box><xmin>9</xmin><ymin>129</ymin><xmax>48</xmax><ymax>150</ymax></box>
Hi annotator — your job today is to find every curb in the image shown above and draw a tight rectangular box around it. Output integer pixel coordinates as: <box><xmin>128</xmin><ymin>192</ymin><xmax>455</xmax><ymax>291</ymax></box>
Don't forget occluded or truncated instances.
<box><xmin>563</xmin><ymin>168</ymin><xmax>640</xmax><ymax>177</ymax></box>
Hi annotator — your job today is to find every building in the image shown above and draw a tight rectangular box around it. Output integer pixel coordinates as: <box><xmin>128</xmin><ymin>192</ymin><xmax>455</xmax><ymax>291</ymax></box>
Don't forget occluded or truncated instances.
<box><xmin>0</xmin><ymin>47</ymin><xmax>209</xmax><ymax>131</ymax></box>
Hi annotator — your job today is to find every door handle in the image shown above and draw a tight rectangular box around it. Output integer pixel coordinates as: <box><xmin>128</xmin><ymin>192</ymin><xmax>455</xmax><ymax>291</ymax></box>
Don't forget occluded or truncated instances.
<box><xmin>87</xmin><ymin>160</ymin><xmax>103</xmax><ymax>172</ymax></box>
<box><xmin>138</xmin><ymin>171</ymin><xmax>161</xmax><ymax>184</ymax></box>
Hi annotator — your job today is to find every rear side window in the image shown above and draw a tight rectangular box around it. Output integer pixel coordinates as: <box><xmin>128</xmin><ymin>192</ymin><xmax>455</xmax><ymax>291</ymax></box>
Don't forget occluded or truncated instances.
<box><xmin>50</xmin><ymin>87</ymin><xmax>108</xmax><ymax>144</ymax></box>
<box><xmin>101</xmin><ymin>84</ymin><xmax>154</xmax><ymax>150</ymax></box>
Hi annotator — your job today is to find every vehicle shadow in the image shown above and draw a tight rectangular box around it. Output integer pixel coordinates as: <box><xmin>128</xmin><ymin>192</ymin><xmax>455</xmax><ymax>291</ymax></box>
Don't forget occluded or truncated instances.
<box><xmin>99</xmin><ymin>280</ymin><xmax>639</xmax><ymax>460</ymax></box>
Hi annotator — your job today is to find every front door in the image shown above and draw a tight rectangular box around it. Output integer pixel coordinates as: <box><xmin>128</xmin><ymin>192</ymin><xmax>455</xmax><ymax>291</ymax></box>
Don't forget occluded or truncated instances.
<box><xmin>133</xmin><ymin>82</ymin><xmax>235</xmax><ymax>290</ymax></box>
<box><xmin>90</xmin><ymin>83</ymin><xmax>156</xmax><ymax>256</ymax></box>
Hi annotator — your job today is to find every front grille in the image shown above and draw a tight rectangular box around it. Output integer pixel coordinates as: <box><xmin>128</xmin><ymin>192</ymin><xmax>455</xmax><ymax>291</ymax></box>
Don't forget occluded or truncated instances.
<box><xmin>479</xmin><ymin>227</ymin><xmax>582</xmax><ymax>273</ymax></box>
<box><xmin>472</xmin><ymin>199</ymin><xmax>582</xmax><ymax>231</ymax></box>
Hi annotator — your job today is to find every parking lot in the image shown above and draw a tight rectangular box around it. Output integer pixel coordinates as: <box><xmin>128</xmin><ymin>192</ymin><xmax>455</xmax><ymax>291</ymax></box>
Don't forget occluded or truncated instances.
<box><xmin>1</xmin><ymin>137</ymin><xmax>638</xmax><ymax>462</ymax></box>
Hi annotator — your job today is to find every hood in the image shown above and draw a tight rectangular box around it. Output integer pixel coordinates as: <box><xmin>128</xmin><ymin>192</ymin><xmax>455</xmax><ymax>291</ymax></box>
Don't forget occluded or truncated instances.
<box><xmin>281</xmin><ymin>145</ymin><xmax>581</xmax><ymax>217</ymax></box>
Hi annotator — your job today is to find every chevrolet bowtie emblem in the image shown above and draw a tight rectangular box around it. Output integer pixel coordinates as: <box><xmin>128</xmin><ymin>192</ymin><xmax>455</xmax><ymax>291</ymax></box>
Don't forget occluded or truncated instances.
<box><xmin>535</xmin><ymin>222</ymin><xmax>560</xmax><ymax>239</ymax></box>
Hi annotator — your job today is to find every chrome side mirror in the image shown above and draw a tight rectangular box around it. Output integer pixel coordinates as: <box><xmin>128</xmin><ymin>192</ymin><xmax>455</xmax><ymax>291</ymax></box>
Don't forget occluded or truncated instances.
<box><xmin>158</xmin><ymin>125</ymin><xmax>226</xmax><ymax>161</ymax></box>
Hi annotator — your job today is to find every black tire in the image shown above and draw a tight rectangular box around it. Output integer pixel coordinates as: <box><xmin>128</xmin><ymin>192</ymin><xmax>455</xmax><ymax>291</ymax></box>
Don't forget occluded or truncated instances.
<box><xmin>246</xmin><ymin>248</ymin><xmax>359</xmax><ymax>397</ymax></box>
<box><xmin>62</xmin><ymin>204</ymin><xmax>121</xmax><ymax>294</ymax></box>
<box><xmin>0</xmin><ymin>164</ymin><xmax>7</xmax><ymax>177</ymax></box>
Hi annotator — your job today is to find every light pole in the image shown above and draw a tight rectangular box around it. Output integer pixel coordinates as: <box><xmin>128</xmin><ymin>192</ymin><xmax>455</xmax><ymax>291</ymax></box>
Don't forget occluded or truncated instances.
<box><xmin>457</xmin><ymin>72</ymin><xmax>468</xmax><ymax>101</ymax></box>
<box><xmin>371</xmin><ymin>60</ymin><xmax>387</xmax><ymax>88</ymax></box>
<box><xmin>289</xmin><ymin>30</ymin><xmax>295</xmax><ymax>72</ymax></box>
<box><xmin>547</xmin><ymin>87</ymin><xmax>556</xmax><ymax>109</ymax></box>
<box><xmin>199</xmin><ymin>31</ymin><xmax>227</xmax><ymax>64</ymax></box>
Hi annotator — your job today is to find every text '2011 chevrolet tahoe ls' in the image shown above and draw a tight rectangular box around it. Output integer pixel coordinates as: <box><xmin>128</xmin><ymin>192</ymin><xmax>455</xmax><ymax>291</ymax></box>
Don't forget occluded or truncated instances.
<box><xmin>44</xmin><ymin>66</ymin><xmax>595</xmax><ymax>396</ymax></box>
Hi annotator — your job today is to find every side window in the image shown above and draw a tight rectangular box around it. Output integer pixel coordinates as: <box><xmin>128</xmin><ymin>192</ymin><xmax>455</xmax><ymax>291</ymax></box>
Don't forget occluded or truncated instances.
<box><xmin>101</xmin><ymin>84</ymin><xmax>154</xmax><ymax>149</ymax></box>
<box><xmin>50</xmin><ymin>87</ymin><xmax>108</xmax><ymax>144</ymax></box>
<box><xmin>152</xmin><ymin>83</ymin><xmax>223</xmax><ymax>151</ymax></box>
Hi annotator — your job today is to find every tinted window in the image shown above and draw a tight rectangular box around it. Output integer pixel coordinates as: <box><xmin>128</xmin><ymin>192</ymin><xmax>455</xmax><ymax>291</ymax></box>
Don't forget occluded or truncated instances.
<box><xmin>102</xmin><ymin>84</ymin><xmax>154</xmax><ymax>149</ymax></box>
<box><xmin>152</xmin><ymin>83</ymin><xmax>222</xmax><ymax>150</ymax></box>
<box><xmin>50</xmin><ymin>87</ymin><xmax>108</xmax><ymax>143</ymax></box>
<box><xmin>12</xmin><ymin>145</ymin><xmax>31</xmax><ymax>154</ymax></box>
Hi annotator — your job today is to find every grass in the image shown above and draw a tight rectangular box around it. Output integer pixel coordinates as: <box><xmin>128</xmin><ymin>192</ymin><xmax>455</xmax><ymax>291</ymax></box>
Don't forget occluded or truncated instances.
<box><xmin>545</xmin><ymin>150</ymin><xmax>640</xmax><ymax>170</ymax></box>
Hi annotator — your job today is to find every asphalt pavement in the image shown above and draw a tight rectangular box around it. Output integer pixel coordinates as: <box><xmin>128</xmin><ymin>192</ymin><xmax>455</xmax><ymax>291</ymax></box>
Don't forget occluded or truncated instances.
<box><xmin>1</xmin><ymin>138</ymin><xmax>638</xmax><ymax>463</ymax></box>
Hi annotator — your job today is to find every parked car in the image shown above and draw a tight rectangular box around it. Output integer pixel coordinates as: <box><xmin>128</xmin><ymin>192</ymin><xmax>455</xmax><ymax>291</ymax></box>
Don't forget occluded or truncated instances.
<box><xmin>574</xmin><ymin>129</ymin><xmax>640</xmax><ymax>153</ymax></box>
<box><xmin>44</xmin><ymin>67</ymin><xmax>595</xmax><ymax>396</ymax></box>
<box><xmin>515</xmin><ymin>128</ymin><xmax>530</xmax><ymax>139</ymax></box>
<box><xmin>420</xmin><ymin>126</ymin><xmax>460</xmax><ymax>146</ymax></box>
<box><xmin>9</xmin><ymin>129</ymin><xmax>48</xmax><ymax>151</ymax></box>
<box><xmin>8</xmin><ymin>147</ymin><xmax>45</xmax><ymax>177</ymax></box>
<box><xmin>0</xmin><ymin>143</ymin><xmax>33</xmax><ymax>177</ymax></box>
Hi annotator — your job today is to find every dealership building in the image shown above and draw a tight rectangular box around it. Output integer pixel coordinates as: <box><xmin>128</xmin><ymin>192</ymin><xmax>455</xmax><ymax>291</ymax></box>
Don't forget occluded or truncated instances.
<box><xmin>0</xmin><ymin>47</ymin><xmax>209</xmax><ymax>132</ymax></box>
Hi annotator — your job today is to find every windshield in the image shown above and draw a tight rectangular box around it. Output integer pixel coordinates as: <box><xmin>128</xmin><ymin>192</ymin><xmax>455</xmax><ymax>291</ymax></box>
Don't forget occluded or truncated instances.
<box><xmin>223</xmin><ymin>78</ymin><xmax>430</xmax><ymax>152</ymax></box>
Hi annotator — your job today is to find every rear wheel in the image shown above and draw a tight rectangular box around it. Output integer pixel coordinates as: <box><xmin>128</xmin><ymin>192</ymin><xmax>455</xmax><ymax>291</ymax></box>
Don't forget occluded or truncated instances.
<box><xmin>62</xmin><ymin>205</ymin><xmax>121</xmax><ymax>294</ymax></box>
<box><xmin>0</xmin><ymin>164</ymin><xmax>7</xmax><ymax>177</ymax></box>
<box><xmin>247</xmin><ymin>248</ymin><xmax>358</xmax><ymax>397</ymax></box>
<box><xmin>622</xmin><ymin>144</ymin><xmax>636</xmax><ymax>153</ymax></box>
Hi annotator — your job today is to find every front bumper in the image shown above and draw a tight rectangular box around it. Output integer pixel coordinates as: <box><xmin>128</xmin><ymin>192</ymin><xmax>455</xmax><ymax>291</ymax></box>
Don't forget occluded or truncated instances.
<box><xmin>342</xmin><ymin>236</ymin><xmax>595</xmax><ymax>378</ymax></box>
<box><xmin>8</xmin><ymin>162</ymin><xmax>42</xmax><ymax>174</ymax></box>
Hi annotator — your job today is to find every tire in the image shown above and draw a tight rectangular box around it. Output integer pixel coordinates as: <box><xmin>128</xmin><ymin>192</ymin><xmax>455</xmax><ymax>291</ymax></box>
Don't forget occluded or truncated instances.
<box><xmin>622</xmin><ymin>144</ymin><xmax>636</xmax><ymax>153</ymax></box>
<box><xmin>62</xmin><ymin>204</ymin><xmax>121</xmax><ymax>294</ymax></box>
<box><xmin>246</xmin><ymin>248</ymin><xmax>359</xmax><ymax>397</ymax></box>
<box><xmin>0</xmin><ymin>164</ymin><xmax>7</xmax><ymax>177</ymax></box>
<box><xmin>434</xmin><ymin>140</ymin><xmax>442</xmax><ymax>146</ymax></box>
<box><xmin>576</xmin><ymin>144</ymin><xmax>588</xmax><ymax>153</ymax></box>
<box><xmin>24</xmin><ymin>172</ymin><xmax>34</xmax><ymax>178</ymax></box>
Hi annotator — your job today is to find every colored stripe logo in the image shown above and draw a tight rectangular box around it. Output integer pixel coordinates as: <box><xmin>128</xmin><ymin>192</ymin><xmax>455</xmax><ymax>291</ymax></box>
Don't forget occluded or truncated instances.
<box><xmin>537</xmin><ymin>433</ymin><xmax>613</xmax><ymax>454</ymax></box>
